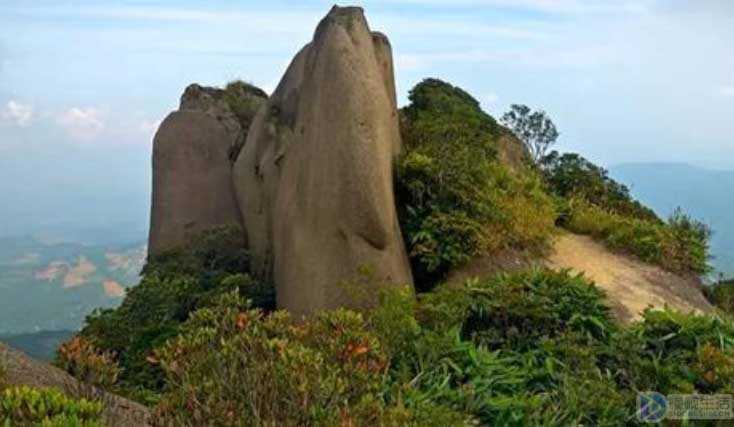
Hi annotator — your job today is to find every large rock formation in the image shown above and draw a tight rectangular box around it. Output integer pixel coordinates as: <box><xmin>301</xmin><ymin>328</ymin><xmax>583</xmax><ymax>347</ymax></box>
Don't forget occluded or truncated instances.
<box><xmin>148</xmin><ymin>84</ymin><xmax>265</xmax><ymax>255</ymax></box>
<box><xmin>233</xmin><ymin>6</ymin><xmax>413</xmax><ymax>317</ymax></box>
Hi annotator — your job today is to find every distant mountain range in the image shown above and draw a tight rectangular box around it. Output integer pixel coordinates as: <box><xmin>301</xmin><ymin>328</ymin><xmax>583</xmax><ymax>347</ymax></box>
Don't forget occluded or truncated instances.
<box><xmin>0</xmin><ymin>330</ymin><xmax>74</xmax><ymax>362</ymax></box>
<box><xmin>0</xmin><ymin>235</ymin><xmax>146</xmax><ymax>336</ymax></box>
<box><xmin>610</xmin><ymin>162</ymin><xmax>734</xmax><ymax>278</ymax></box>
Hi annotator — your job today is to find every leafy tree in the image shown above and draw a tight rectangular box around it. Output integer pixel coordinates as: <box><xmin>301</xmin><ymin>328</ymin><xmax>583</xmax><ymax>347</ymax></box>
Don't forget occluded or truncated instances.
<box><xmin>501</xmin><ymin>104</ymin><xmax>559</xmax><ymax>163</ymax></box>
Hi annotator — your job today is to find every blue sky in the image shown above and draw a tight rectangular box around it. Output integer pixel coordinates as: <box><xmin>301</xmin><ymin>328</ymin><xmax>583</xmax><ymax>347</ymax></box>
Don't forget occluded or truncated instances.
<box><xmin>0</xmin><ymin>0</ymin><xmax>733</xmax><ymax>237</ymax></box>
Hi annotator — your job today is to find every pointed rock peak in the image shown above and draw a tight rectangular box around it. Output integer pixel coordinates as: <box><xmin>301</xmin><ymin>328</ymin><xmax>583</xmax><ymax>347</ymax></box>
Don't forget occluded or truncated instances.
<box><xmin>232</xmin><ymin>5</ymin><xmax>412</xmax><ymax>318</ymax></box>
<box><xmin>327</xmin><ymin>4</ymin><xmax>364</xmax><ymax>20</ymax></box>
<box><xmin>314</xmin><ymin>5</ymin><xmax>370</xmax><ymax>41</ymax></box>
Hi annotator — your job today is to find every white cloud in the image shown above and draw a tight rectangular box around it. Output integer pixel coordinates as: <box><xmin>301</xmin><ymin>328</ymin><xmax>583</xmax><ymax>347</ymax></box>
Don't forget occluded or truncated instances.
<box><xmin>57</xmin><ymin>107</ymin><xmax>105</xmax><ymax>140</ymax></box>
<box><xmin>1</xmin><ymin>100</ymin><xmax>34</xmax><ymax>127</ymax></box>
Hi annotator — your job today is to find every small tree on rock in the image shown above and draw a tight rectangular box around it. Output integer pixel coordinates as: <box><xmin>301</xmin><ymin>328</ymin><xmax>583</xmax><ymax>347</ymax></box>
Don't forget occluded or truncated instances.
<box><xmin>501</xmin><ymin>104</ymin><xmax>559</xmax><ymax>164</ymax></box>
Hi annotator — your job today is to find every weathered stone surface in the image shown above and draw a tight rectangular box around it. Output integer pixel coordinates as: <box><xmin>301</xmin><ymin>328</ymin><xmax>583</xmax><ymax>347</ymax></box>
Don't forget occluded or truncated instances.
<box><xmin>180</xmin><ymin>84</ymin><xmax>241</xmax><ymax>138</ymax></box>
<box><xmin>148</xmin><ymin>110</ymin><xmax>242</xmax><ymax>255</ymax></box>
<box><xmin>233</xmin><ymin>5</ymin><xmax>413</xmax><ymax>317</ymax></box>
<box><xmin>180</xmin><ymin>82</ymin><xmax>267</xmax><ymax>162</ymax></box>
<box><xmin>148</xmin><ymin>81</ymin><xmax>266</xmax><ymax>255</ymax></box>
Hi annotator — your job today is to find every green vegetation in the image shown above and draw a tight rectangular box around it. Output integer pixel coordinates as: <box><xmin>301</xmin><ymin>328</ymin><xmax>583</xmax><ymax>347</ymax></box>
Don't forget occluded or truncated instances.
<box><xmin>71</xmin><ymin>225</ymin><xmax>274</xmax><ymax>401</ymax></box>
<box><xmin>564</xmin><ymin>199</ymin><xmax>711</xmax><ymax>274</ymax></box>
<box><xmin>541</xmin><ymin>151</ymin><xmax>711</xmax><ymax>274</ymax></box>
<box><xmin>395</xmin><ymin>79</ymin><xmax>709</xmax><ymax>282</ymax></box>
<box><xmin>542</xmin><ymin>151</ymin><xmax>658</xmax><ymax>221</ymax></box>
<box><xmin>0</xmin><ymin>357</ymin><xmax>6</xmax><ymax>390</ymax></box>
<box><xmin>56</xmin><ymin>337</ymin><xmax>120</xmax><ymax>402</ymax></box>
<box><xmin>153</xmin><ymin>292</ymin><xmax>421</xmax><ymax>426</ymax></box>
<box><xmin>150</xmin><ymin>269</ymin><xmax>734</xmax><ymax>425</ymax></box>
<box><xmin>0</xmin><ymin>386</ymin><xmax>103</xmax><ymax>426</ymax></box>
<box><xmin>396</xmin><ymin>79</ymin><xmax>556</xmax><ymax>287</ymax></box>
<box><xmin>223</xmin><ymin>80</ymin><xmax>268</xmax><ymax>128</ymax></box>
<box><xmin>223</xmin><ymin>80</ymin><xmax>268</xmax><ymax>162</ymax></box>
<box><xmin>706</xmin><ymin>278</ymin><xmax>734</xmax><ymax>314</ymax></box>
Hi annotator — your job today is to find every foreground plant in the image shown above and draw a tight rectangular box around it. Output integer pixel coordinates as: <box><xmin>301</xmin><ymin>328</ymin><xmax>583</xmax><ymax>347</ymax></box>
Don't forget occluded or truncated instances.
<box><xmin>148</xmin><ymin>269</ymin><xmax>734</xmax><ymax>426</ymax></box>
<box><xmin>0</xmin><ymin>386</ymin><xmax>104</xmax><ymax>426</ymax></box>
<box><xmin>152</xmin><ymin>291</ymin><xmax>458</xmax><ymax>426</ymax></box>
<box><xmin>75</xmin><ymin>225</ymin><xmax>274</xmax><ymax>400</ymax></box>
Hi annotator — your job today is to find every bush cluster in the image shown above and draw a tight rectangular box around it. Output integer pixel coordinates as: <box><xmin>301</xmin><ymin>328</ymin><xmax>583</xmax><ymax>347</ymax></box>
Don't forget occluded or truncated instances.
<box><xmin>56</xmin><ymin>336</ymin><xmax>120</xmax><ymax>402</ymax></box>
<box><xmin>541</xmin><ymin>151</ymin><xmax>659</xmax><ymax>222</ymax></box>
<box><xmin>150</xmin><ymin>269</ymin><xmax>734</xmax><ymax>426</ymax></box>
<box><xmin>0</xmin><ymin>386</ymin><xmax>104</xmax><ymax>426</ymax></box>
<box><xmin>564</xmin><ymin>199</ymin><xmax>711</xmax><ymax>274</ymax></box>
<box><xmin>71</xmin><ymin>225</ymin><xmax>274</xmax><ymax>401</ymax></box>
<box><xmin>705</xmin><ymin>278</ymin><xmax>734</xmax><ymax>314</ymax></box>
<box><xmin>153</xmin><ymin>292</ymin><xmax>401</xmax><ymax>426</ymax></box>
<box><xmin>396</xmin><ymin>79</ymin><xmax>556</xmax><ymax>287</ymax></box>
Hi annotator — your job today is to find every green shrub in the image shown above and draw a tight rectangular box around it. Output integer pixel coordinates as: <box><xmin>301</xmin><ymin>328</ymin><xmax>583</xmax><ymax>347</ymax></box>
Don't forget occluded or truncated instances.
<box><xmin>0</xmin><ymin>386</ymin><xmax>104</xmax><ymax>426</ymax></box>
<box><xmin>565</xmin><ymin>199</ymin><xmax>711</xmax><ymax>274</ymax></box>
<box><xmin>377</xmin><ymin>269</ymin><xmax>734</xmax><ymax>425</ymax></box>
<box><xmin>222</xmin><ymin>80</ymin><xmax>267</xmax><ymax>162</ymax></box>
<box><xmin>542</xmin><ymin>151</ymin><xmax>711</xmax><ymax>275</ymax></box>
<box><xmin>223</xmin><ymin>80</ymin><xmax>267</xmax><ymax>126</ymax></box>
<box><xmin>56</xmin><ymin>337</ymin><xmax>120</xmax><ymax>401</ymax></box>
<box><xmin>396</xmin><ymin>79</ymin><xmax>556</xmax><ymax>288</ymax></box>
<box><xmin>75</xmin><ymin>225</ymin><xmax>274</xmax><ymax>399</ymax></box>
<box><xmin>128</xmin><ymin>267</ymin><xmax>734</xmax><ymax>425</ymax></box>
<box><xmin>607</xmin><ymin>309</ymin><xmax>734</xmax><ymax>395</ymax></box>
<box><xmin>542</xmin><ymin>151</ymin><xmax>659</xmax><ymax>221</ymax></box>
<box><xmin>705</xmin><ymin>278</ymin><xmax>734</xmax><ymax>314</ymax></box>
<box><xmin>153</xmin><ymin>291</ymin><xmax>457</xmax><ymax>426</ymax></box>
<box><xmin>415</xmin><ymin>269</ymin><xmax>614</xmax><ymax>344</ymax></box>
<box><xmin>0</xmin><ymin>356</ymin><xmax>6</xmax><ymax>390</ymax></box>
<box><xmin>390</xmin><ymin>269</ymin><xmax>626</xmax><ymax>425</ymax></box>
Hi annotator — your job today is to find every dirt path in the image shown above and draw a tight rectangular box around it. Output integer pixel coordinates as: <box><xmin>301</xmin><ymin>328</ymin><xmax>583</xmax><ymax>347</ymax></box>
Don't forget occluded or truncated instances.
<box><xmin>545</xmin><ymin>233</ymin><xmax>712</xmax><ymax>322</ymax></box>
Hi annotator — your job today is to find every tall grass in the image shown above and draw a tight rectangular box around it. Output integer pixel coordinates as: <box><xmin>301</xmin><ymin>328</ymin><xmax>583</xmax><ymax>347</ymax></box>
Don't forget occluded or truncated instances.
<box><xmin>564</xmin><ymin>199</ymin><xmax>711</xmax><ymax>274</ymax></box>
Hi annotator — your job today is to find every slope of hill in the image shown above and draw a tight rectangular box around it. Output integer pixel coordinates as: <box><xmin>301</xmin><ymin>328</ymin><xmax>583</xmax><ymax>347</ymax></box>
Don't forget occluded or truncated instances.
<box><xmin>448</xmin><ymin>233</ymin><xmax>713</xmax><ymax>323</ymax></box>
<box><xmin>610</xmin><ymin>162</ymin><xmax>734</xmax><ymax>277</ymax></box>
<box><xmin>545</xmin><ymin>233</ymin><xmax>712</xmax><ymax>321</ymax></box>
